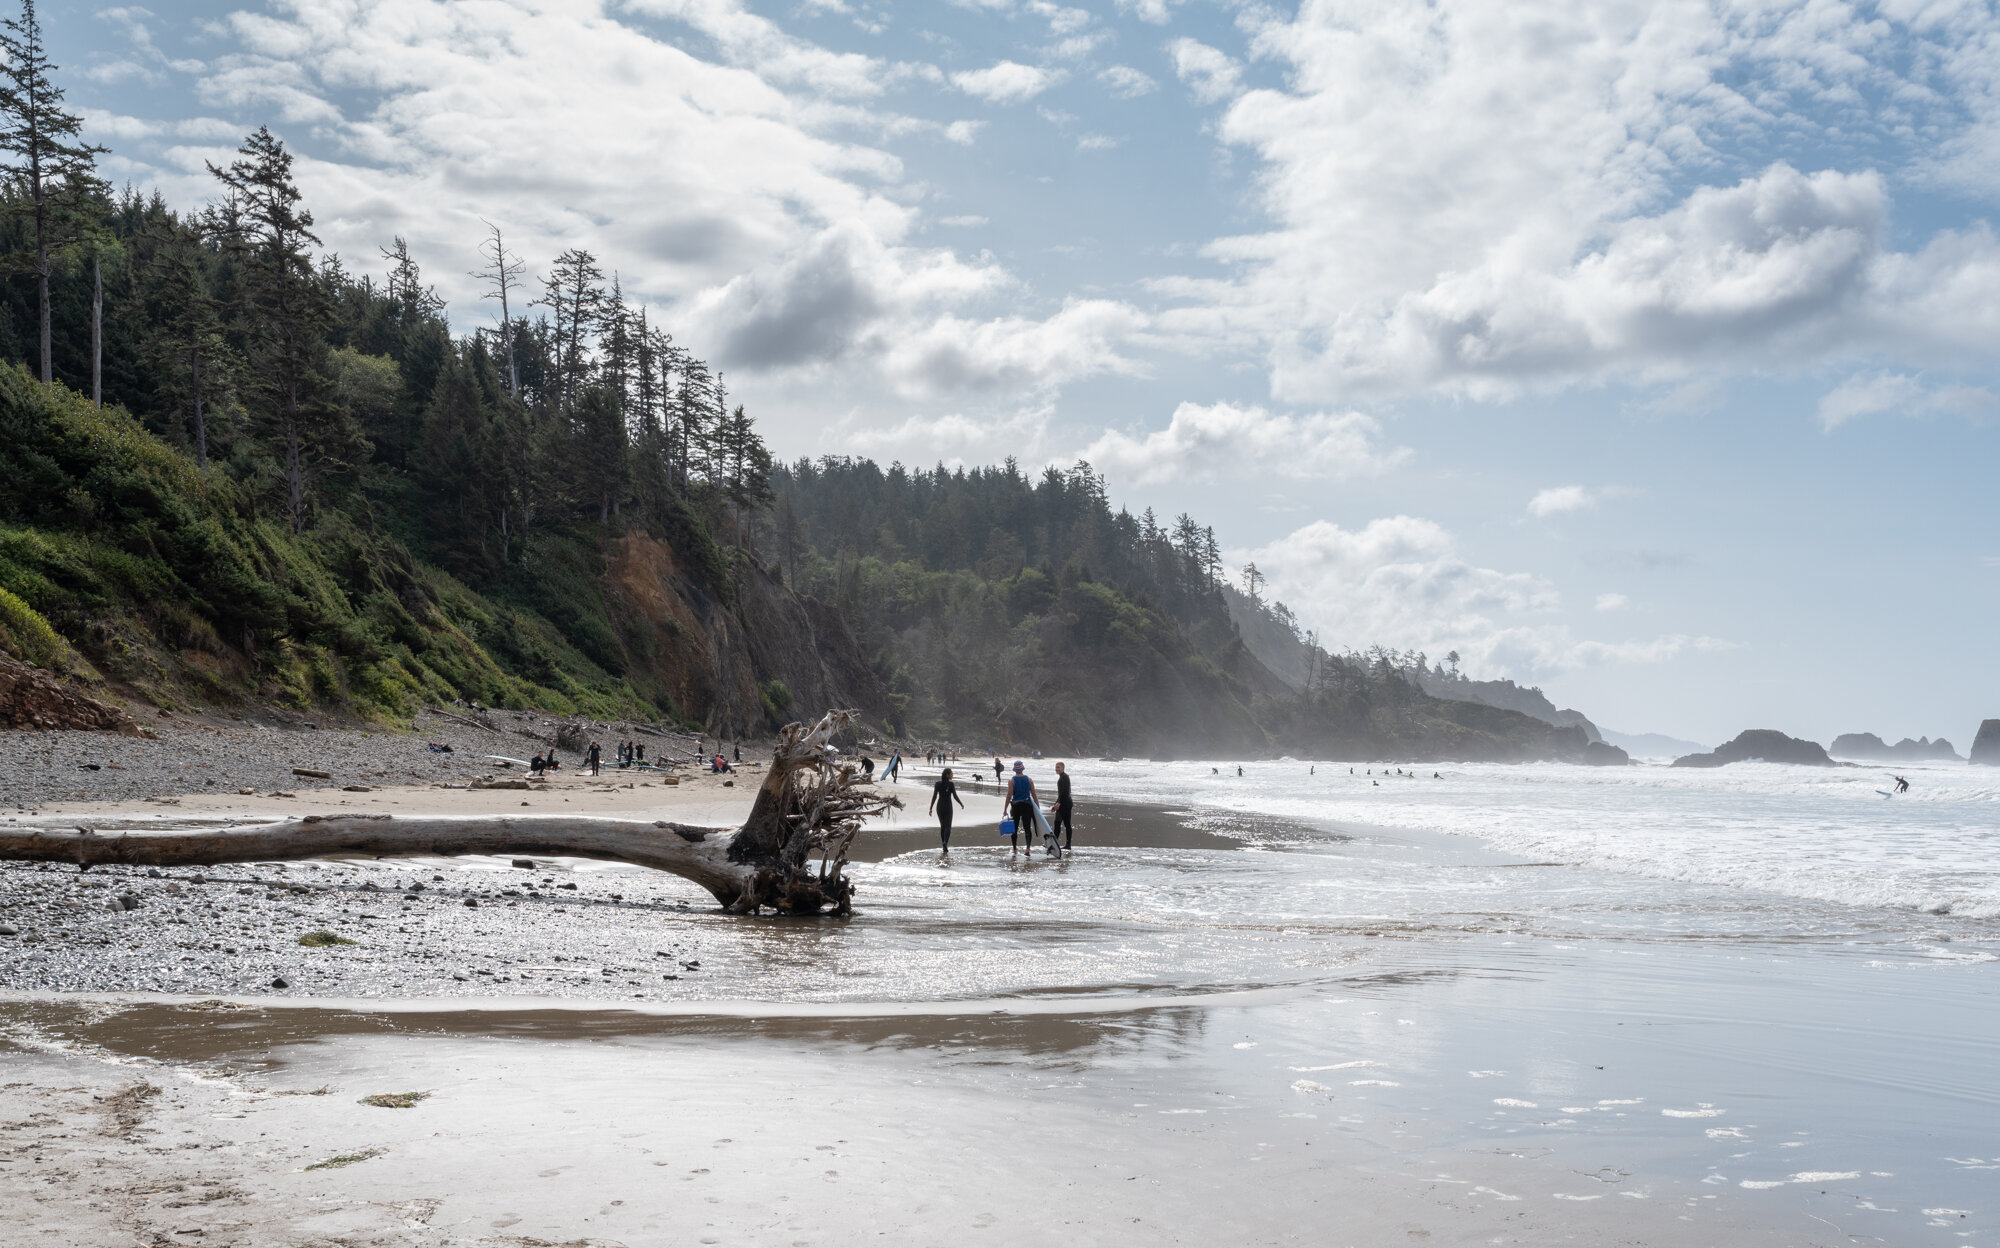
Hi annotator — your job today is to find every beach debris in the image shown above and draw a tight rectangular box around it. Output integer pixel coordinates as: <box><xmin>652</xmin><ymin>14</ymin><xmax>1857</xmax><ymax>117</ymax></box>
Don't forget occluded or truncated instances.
<box><xmin>0</xmin><ymin>709</ymin><xmax>899</xmax><ymax>916</ymax></box>
<box><xmin>292</xmin><ymin>768</ymin><xmax>333</xmax><ymax>779</ymax></box>
<box><xmin>305</xmin><ymin>1148</ymin><xmax>385</xmax><ymax>1170</ymax></box>
<box><xmin>270</xmin><ymin>976</ymin><xmax>289</xmax><ymax>989</ymax></box>
<box><xmin>342</xmin><ymin>784</ymin><xmax>372</xmax><ymax>792</ymax></box>
<box><xmin>511</xmin><ymin>859</ymin><xmax>536</xmax><ymax>868</ymax></box>
<box><xmin>359</xmin><ymin>1091</ymin><xmax>430</xmax><ymax>1109</ymax></box>
<box><xmin>471</xmin><ymin>777</ymin><xmax>531</xmax><ymax>790</ymax></box>
<box><xmin>296</xmin><ymin>930</ymin><xmax>356</xmax><ymax>947</ymax></box>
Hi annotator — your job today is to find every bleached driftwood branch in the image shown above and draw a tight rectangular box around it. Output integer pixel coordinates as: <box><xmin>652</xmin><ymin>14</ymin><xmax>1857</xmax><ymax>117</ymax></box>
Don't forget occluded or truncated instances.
<box><xmin>0</xmin><ymin>710</ymin><xmax>900</xmax><ymax>915</ymax></box>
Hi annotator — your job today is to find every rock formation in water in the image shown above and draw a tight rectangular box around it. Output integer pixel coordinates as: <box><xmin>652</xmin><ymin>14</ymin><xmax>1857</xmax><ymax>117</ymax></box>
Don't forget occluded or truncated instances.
<box><xmin>1971</xmin><ymin>720</ymin><xmax>2000</xmax><ymax>766</ymax></box>
<box><xmin>1672</xmin><ymin>729</ymin><xmax>1834</xmax><ymax>768</ymax></box>
<box><xmin>1828</xmin><ymin>732</ymin><xmax>1960</xmax><ymax>761</ymax></box>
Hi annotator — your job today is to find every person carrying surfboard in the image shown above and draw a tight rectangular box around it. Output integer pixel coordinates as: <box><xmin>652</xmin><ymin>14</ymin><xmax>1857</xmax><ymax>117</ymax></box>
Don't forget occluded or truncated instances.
<box><xmin>1003</xmin><ymin>761</ymin><xmax>1041</xmax><ymax>857</ymax></box>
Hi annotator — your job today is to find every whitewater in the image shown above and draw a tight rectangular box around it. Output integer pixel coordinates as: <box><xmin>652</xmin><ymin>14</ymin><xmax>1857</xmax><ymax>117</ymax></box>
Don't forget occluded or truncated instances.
<box><xmin>1075</xmin><ymin>755</ymin><xmax>2000</xmax><ymax>925</ymax></box>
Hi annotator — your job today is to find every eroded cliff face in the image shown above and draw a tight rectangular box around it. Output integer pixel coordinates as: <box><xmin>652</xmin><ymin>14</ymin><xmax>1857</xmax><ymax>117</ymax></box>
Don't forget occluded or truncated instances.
<box><xmin>600</xmin><ymin>532</ymin><xmax>893</xmax><ymax>738</ymax></box>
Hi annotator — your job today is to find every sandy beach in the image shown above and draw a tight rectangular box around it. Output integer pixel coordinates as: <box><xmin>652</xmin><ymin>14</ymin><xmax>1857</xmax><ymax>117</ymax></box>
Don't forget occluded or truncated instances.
<box><xmin>3</xmin><ymin>736</ymin><xmax>1994</xmax><ymax>1247</ymax></box>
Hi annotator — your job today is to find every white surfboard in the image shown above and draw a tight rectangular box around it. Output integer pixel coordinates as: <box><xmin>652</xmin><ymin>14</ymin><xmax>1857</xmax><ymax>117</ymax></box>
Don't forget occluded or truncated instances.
<box><xmin>1029</xmin><ymin>799</ymin><xmax>1061</xmax><ymax>856</ymax></box>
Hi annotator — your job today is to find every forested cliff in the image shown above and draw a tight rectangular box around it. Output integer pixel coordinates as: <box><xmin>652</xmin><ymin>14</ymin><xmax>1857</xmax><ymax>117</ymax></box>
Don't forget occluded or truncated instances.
<box><xmin>0</xmin><ymin>28</ymin><xmax>1614</xmax><ymax>761</ymax></box>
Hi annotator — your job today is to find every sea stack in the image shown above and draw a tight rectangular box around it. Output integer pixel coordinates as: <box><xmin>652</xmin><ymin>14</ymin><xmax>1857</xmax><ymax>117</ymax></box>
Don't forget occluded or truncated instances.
<box><xmin>1672</xmin><ymin>729</ymin><xmax>1834</xmax><ymax>768</ymax></box>
<box><xmin>1971</xmin><ymin>720</ymin><xmax>2000</xmax><ymax>766</ymax></box>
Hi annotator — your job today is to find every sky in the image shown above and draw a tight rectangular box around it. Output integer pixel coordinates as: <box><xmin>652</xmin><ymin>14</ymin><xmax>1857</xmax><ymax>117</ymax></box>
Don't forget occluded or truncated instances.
<box><xmin>50</xmin><ymin>0</ymin><xmax>2000</xmax><ymax>747</ymax></box>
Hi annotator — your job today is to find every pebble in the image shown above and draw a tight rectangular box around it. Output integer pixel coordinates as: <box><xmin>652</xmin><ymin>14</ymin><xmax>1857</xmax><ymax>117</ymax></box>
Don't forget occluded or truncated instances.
<box><xmin>0</xmin><ymin>710</ymin><xmax>698</xmax><ymax>808</ymax></box>
<box><xmin>0</xmin><ymin>922</ymin><xmax>18</xmax><ymax>936</ymax></box>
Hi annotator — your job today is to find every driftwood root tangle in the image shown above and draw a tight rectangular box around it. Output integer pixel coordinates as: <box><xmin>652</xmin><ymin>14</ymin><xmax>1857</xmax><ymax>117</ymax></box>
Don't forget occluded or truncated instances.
<box><xmin>0</xmin><ymin>709</ymin><xmax>901</xmax><ymax>916</ymax></box>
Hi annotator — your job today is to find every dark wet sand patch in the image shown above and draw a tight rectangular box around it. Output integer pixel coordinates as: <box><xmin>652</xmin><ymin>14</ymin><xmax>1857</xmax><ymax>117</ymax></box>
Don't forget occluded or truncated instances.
<box><xmin>848</xmin><ymin>794</ymin><xmax>1249</xmax><ymax>860</ymax></box>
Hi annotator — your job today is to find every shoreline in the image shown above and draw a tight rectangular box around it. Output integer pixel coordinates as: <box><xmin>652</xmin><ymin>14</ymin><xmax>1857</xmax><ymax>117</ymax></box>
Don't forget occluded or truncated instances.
<box><xmin>3</xmin><ymin>749</ymin><xmax>1992</xmax><ymax>1246</ymax></box>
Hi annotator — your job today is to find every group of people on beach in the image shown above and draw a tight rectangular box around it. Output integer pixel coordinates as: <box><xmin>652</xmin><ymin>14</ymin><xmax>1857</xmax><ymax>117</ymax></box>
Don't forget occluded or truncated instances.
<box><xmin>926</xmin><ymin>759</ymin><xmax>1073</xmax><ymax>860</ymax></box>
<box><xmin>581</xmin><ymin>739</ymin><xmax>652</xmax><ymax>775</ymax></box>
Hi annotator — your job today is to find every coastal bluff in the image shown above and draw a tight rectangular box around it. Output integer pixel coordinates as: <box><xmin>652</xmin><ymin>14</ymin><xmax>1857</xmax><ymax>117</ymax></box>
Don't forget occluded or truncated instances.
<box><xmin>1972</xmin><ymin>720</ymin><xmax>2000</xmax><ymax>766</ymax></box>
<box><xmin>1673</xmin><ymin>729</ymin><xmax>1833</xmax><ymax>768</ymax></box>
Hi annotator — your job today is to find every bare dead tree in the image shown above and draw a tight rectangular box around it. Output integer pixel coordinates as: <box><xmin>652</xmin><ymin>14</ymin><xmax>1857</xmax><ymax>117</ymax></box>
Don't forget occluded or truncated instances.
<box><xmin>472</xmin><ymin>219</ymin><xmax>526</xmax><ymax>395</ymax></box>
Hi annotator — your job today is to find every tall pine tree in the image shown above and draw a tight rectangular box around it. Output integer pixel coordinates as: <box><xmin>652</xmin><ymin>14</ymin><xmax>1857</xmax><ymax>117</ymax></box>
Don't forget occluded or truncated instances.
<box><xmin>0</xmin><ymin>0</ymin><xmax>106</xmax><ymax>383</ymax></box>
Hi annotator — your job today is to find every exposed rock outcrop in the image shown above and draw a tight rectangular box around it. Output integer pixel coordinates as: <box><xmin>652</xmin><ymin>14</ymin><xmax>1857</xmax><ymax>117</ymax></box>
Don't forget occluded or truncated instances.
<box><xmin>599</xmin><ymin>532</ymin><xmax>893</xmax><ymax>740</ymax></box>
<box><xmin>0</xmin><ymin>654</ymin><xmax>145</xmax><ymax>735</ymax></box>
<box><xmin>1829</xmin><ymin>732</ymin><xmax>1961</xmax><ymax>762</ymax></box>
<box><xmin>1971</xmin><ymin>720</ymin><xmax>2000</xmax><ymax>766</ymax></box>
<box><xmin>1581</xmin><ymin>740</ymin><xmax>1631</xmax><ymax>766</ymax></box>
<box><xmin>1672</xmin><ymin>729</ymin><xmax>1833</xmax><ymax>768</ymax></box>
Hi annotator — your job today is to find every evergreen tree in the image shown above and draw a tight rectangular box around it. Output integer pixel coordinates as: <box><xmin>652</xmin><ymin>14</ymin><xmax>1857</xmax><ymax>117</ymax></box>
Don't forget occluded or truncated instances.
<box><xmin>537</xmin><ymin>247</ymin><xmax>604</xmax><ymax>409</ymax></box>
<box><xmin>210</xmin><ymin>127</ymin><xmax>359</xmax><ymax>533</ymax></box>
<box><xmin>0</xmin><ymin>0</ymin><xmax>106</xmax><ymax>383</ymax></box>
<box><xmin>134</xmin><ymin>222</ymin><xmax>231</xmax><ymax>466</ymax></box>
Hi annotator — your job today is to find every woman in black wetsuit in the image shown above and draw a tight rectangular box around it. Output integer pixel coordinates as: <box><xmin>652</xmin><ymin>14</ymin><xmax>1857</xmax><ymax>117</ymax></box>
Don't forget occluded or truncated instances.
<box><xmin>929</xmin><ymin>767</ymin><xmax>964</xmax><ymax>858</ymax></box>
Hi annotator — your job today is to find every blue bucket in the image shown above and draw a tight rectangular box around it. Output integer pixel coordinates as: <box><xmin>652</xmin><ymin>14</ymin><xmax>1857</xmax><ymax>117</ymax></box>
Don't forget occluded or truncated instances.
<box><xmin>998</xmin><ymin>817</ymin><xmax>1016</xmax><ymax>838</ymax></box>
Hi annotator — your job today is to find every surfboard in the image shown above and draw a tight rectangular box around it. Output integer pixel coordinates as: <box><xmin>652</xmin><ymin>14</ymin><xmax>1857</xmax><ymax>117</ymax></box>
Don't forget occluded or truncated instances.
<box><xmin>1875</xmin><ymin>789</ymin><xmax>1895</xmax><ymax>798</ymax></box>
<box><xmin>484</xmin><ymin>754</ymin><xmax>532</xmax><ymax>767</ymax></box>
<box><xmin>1029</xmin><ymin>799</ymin><xmax>1061</xmax><ymax>856</ymax></box>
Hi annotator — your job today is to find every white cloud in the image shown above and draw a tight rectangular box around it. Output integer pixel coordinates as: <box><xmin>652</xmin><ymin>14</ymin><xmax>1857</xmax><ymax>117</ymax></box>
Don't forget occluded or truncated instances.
<box><xmin>881</xmin><ymin>298</ymin><xmax>1150</xmax><ymax>397</ymax></box>
<box><xmin>1115</xmin><ymin>0</ymin><xmax>1179</xmax><ymax>25</ymax></box>
<box><xmin>1236</xmin><ymin>517</ymin><xmax>1723</xmax><ymax>678</ymax></box>
<box><xmin>1527</xmin><ymin>486</ymin><xmax>1597</xmax><ymax>517</ymax></box>
<box><xmin>1080</xmin><ymin>401</ymin><xmax>1406</xmax><ymax>485</ymax></box>
<box><xmin>1816</xmin><ymin>372</ymin><xmax>1999</xmax><ymax>431</ymax></box>
<box><xmin>1154</xmin><ymin>3</ymin><xmax>2000</xmax><ymax>402</ymax></box>
<box><xmin>92</xmin><ymin>0</ymin><xmax>1135</xmax><ymax>406</ymax></box>
<box><xmin>942</xmin><ymin>119</ymin><xmax>986</xmax><ymax>145</ymax></box>
<box><xmin>1167</xmin><ymin>38</ymin><xmax>1239</xmax><ymax>103</ymax></box>
<box><xmin>1098</xmin><ymin>64</ymin><xmax>1157</xmax><ymax>98</ymax></box>
<box><xmin>823</xmin><ymin>404</ymin><xmax>1054</xmax><ymax>468</ymax></box>
<box><xmin>1595</xmin><ymin>593</ymin><xmax>1630</xmax><ymax>612</ymax></box>
<box><xmin>951</xmin><ymin>60</ymin><xmax>1060</xmax><ymax>104</ymax></box>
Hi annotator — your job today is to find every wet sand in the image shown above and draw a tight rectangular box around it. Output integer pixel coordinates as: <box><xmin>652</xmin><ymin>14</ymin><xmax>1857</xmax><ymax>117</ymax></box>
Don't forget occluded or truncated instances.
<box><xmin>1</xmin><ymin>994</ymin><xmax>1815</xmax><ymax>1248</ymax></box>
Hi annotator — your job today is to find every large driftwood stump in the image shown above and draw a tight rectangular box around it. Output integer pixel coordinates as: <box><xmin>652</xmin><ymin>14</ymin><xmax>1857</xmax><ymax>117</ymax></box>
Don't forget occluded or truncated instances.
<box><xmin>0</xmin><ymin>710</ymin><xmax>898</xmax><ymax>915</ymax></box>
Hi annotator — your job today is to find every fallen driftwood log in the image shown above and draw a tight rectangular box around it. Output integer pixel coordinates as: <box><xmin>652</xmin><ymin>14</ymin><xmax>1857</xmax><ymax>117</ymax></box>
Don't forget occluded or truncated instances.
<box><xmin>0</xmin><ymin>710</ymin><xmax>898</xmax><ymax>915</ymax></box>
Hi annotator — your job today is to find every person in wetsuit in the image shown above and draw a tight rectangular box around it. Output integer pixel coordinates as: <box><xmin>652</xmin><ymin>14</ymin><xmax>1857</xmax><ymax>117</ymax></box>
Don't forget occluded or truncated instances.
<box><xmin>1894</xmin><ymin>775</ymin><xmax>1910</xmax><ymax>794</ymax></box>
<box><xmin>1050</xmin><ymin>761</ymin><xmax>1074</xmax><ymax>850</ymax></box>
<box><xmin>1003</xmin><ymin>760</ymin><xmax>1041</xmax><ymax>857</ymax></box>
<box><xmin>929</xmin><ymin>767</ymin><xmax>965</xmax><ymax>858</ymax></box>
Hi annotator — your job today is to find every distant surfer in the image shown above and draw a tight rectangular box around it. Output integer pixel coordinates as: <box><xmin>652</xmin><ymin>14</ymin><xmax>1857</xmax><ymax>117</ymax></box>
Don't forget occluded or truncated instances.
<box><xmin>929</xmin><ymin>767</ymin><xmax>964</xmax><ymax>858</ymax></box>
<box><xmin>1004</xmin><ymin>761</ymin><xmax>1041</xmax><ymax>857</ymax></box>
<box><xmin>1894</xmin><ymin>775</ymin><xmax>1910</xmax><ymax>794</ymax></box>
<box><xmin>1050</xmin><ymin>761</ymin><xmax>1073</xmax><ymax>851</ymax></box>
